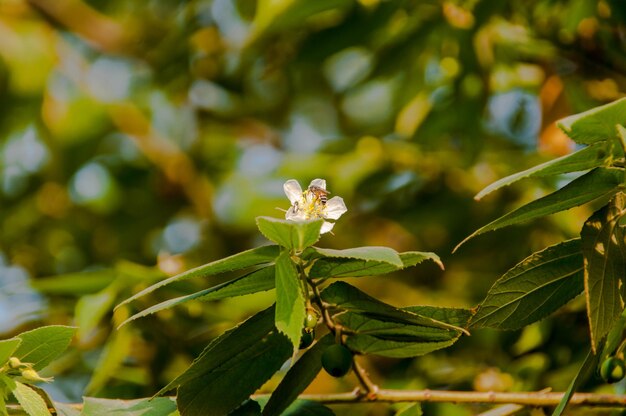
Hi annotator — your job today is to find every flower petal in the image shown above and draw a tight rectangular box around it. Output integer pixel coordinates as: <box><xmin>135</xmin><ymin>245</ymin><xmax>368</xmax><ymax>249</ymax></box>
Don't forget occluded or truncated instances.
<box><xmin>285</xmin><ymin>206</ymin><xmax>306</xmax><ymax>221</ymax></box>
<box><xmin>320</xmin><ymin>221</ymin><xmax>335</xmax><ymax>234</ymax></box>
<box><xmin>308</xmin><ymin>178</ymin><xmax>326</xmax><ymax>190</ymax></box>
<box><xmin>284</xmin><ymin>179</ymin><xmax>303</xmax><ymax>204</ymax></box>
<box><xmin>323</xmin><ymin>196</ymin><xmax>347</xmax><ymax>220</ymax></box>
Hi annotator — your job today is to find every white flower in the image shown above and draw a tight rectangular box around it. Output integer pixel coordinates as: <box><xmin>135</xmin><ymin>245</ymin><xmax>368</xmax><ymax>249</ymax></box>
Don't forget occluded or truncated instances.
<box><xmin>283</xmin><ymin>178</ymin><xmax>347</xmax><ymax>234</ymax></box>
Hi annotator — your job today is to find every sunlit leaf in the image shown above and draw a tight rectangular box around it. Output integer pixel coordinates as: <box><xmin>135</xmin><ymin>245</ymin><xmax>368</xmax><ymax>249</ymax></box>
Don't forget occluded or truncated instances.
<box><xmin>81</xmin><ymin>397</ymin><xmax>177</xmax><ymax>416</ymax></box>
<box><xmin>321</xmin><ymin>281</ymin><xmax>466</xmax><ymax>334</ymax></box>
<box><xmin>274</xmin><ymin>250</ymin><xmax>305</xmax><ymax>352</ymax></box>
<box><xmin>256</xmin><ymin>217</ymin><xmax>322</xmax><ymax>251</ymax></box>
<box><xmin>85</xmin><ymin>327</ymin><xmax>133</xmax><ymax>395</ymax></box>
<box><xmin>344</xmin><ymin>334</ymin><xmax>458</xmax><ymax>358</ymax></box>
<box><xmin>262</xmin><ymin>334</ymin><xmax>334</xmax><ymax>416</ymax></box>
<box><xmin>6</xmin><ymin>379</ymin><xmax>51</xmax><ymax>416</ymax></box>
<box><xmin>558</xmin><ymin>97</ymin><xmax>626</xmax><ymax>144</ymax></box>
<box><xmin>471</xmin><ymin>239</ymin><xmax>584</xmax><ymax>330</ymax></box>
<box><xmin>475</xmin><ymin>142</ymin><xmax>612</xmax><ymax>200</ymax></box>
<box><xmin>456</xmin><ymin>167</ymin><xmax>623</xmax><ymax>251</ymax></box>
<box><xmin>119</xmin><ymin>266</ymin><xmax>276</xmax><ymax>328</ymax></box>
<box><xmin>582</xmin><ymin>193</ymin><xmax>626</xmax><ymax>352</ymax></box>
<box><xmin>310</xmin><ymin>246</ymin><xmax>403</xmax><ymax>267</ymax></box>
<box><xmin>0</xmin><ymin>338</ymin><xmax>21</xmax><ymax>366</ymax></box>
<box><xmin>309</xmin><ymin>251</ymin><xmax>442</xmax><ymax>279</ymax></box>
<box><xmin>395</xmin><ymin>403</ymin><xmax>423</xmax><ymax>416</ymax></box>
<box><xmin>117</xmin><ymin>245</ymin><xmax>280</xmax><ymax>309</ymax></box>
<box><xmin>14</xmin><ymin>326</ymin><xmax>76</xmax><ymax>371</ymax></box>
<box><xmin>75</xmin><ymin>284</ymin><xmax>119</xmax><ymax>342</ymax></box>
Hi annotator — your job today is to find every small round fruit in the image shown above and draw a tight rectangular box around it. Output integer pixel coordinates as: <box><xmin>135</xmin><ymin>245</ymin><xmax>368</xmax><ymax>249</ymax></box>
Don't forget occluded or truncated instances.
<box><xmin>321</xmin><ymin>344</ymin><xmax>353</xmax><ymax>377</ymax></box>
<box><xmin>299</xmin><ymin>330</ymin><xmax>315</xmax><ymax>349</ymax></box>
<box><xmin>601</xmin><ymin>357</ymin><xmax>626</xmax><ymax>383</ymax></box>
<box><xmin>304</xmin><ymin>313</ymin><xmax>318</xmax><ymax>330</ymax></box>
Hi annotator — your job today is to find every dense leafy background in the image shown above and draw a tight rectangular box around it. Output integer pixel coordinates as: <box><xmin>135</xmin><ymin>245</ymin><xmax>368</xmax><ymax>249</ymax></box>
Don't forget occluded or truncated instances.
<box><xmin>2</xmin><ymin>0</ymin><xmax>626</xmax><ymax>414</ymax></box>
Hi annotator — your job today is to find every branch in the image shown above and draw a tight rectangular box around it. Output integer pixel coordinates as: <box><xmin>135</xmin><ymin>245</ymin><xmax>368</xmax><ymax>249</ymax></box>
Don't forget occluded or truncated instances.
<box><xmin>251</xmin><ymin>389</ymin><xmax>626</xmax><ymax>407</ymax></box>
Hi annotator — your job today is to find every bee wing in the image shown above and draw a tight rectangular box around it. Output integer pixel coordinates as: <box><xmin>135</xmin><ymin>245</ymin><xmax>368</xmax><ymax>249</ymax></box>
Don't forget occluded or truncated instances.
<box><xmin>308</xmin><ymin>178</ymin><xmax>326</xmax><ymax>190</ymax></box>
<box><xmin>284</xmin><ymin>179</ymin><xmax>303</xmax><ymax>204</ymax></box>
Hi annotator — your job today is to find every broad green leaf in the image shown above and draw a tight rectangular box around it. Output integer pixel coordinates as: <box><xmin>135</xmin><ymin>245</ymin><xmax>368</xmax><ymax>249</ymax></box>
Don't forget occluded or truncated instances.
<box><xmin>75</xmin><ymin>284</ymin><xmax>119</xmax><ymax>342</ymax></box>
<box><xmin>551</xmin><ymin>347</ymin><xmax>600</xmax><ymax>416</ymax></box>
<box><xmin>262</xmin><ymin>334</ymin><xmax>334</xmax><ymax>416</ymax></box>
<box><xmin>81</xmin><ymin>397</ymin><xmax>177</xmax><ymax>416</ymax></box>
<box><xmin>455</xmin><ymin>167</ymin><xmax>623</xmax><ymax>251</ymax></box>
<box><xmin>336</xmin><ymin>312</ymin><xmax>460</xmax><ymax>341</ymax></box>
<box><xmin>7</xmin><ymin>379</ymin><xmax>52</xmax><ymax>416</ymax></box>
<box><xmin>310</xmin><ymin>246</ymin><xmax>403</xmax><ymax>268</ymax></box>
<box><xmin>0</xmin><ymin>338</ymin><xmax>21</xmax><ymax>366</ymax></box>
<box><xmin>119</xmin><ymin>266</ymin><xmax>276</xmax><ymax>328</ymax></box>
<box><xmin>403</xmin><ymin>306</ymin><xmax>472</xmax><ymax>328</ymax></box>
<box><xmin>309</xmin><ymin>251</ymin><xmax>442</xmax><ymax>279</ymax></box>
<box><xmin>321</xmin><ymin>281</ymin><xmax>466</xmax><ymax>334</ymax></box>
<box><xmin>274</xmin><ymin>250</ymin><xmax>305</xmax><ymax>352</ymax></box>
<box><xmin>582</xmin><ymin>193</ymin><xmax>626</xmax><ymax>352</ymax></box>
<box><xmin>475</xmin><ymin>142</ymin><xmax>612</xmax><ymax>200</ymax></box>
<box><xmin>280</xmin><ymin>400</ymin><xmax>335</xmax><ymax>416</ymax></box>
<box><xmin>14</xmin><ymin>326</ymin><xmax>76</xmax><ymax>370</ymax></box>
<box><xmin>557</xmin><ymin>97</ymin><xmax>626</xmax><ymax>144</ymax></box>
<box><xmin>117</xmin><ymin>245</ymin><xmax>279</xmax><ymax>309</ymax></box>
<box><xmin>229</xmin><ymin>400</ymin><xmax>261</xmax><ymax>415</ymax></box>
<box><xmin>470</xmin><ymin>239</ymin><xmax>584</xmax><ymax>330</ymax></box>
<box><xmin>256</xmin><ymin>217</ymin><xmax>323</xmax><ymax>251</ymax></box>
<box><xmin>177</xmin><ymin>331</ymin><xmax>291</xmax><ymax>416</ymax></box>
<box><xmin>345</xmin><ymin>334</ymin><xmax>459</xmax><ymax>358</ymax></box>
<box><xmin>156</xmin><ymin>306</ymin><xmax>277</xmax><ymax>395</ymax></box>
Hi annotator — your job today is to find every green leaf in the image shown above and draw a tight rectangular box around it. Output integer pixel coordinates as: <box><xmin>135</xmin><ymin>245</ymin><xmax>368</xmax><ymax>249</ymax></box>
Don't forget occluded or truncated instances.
<box><xmin>81</xmin><ymin>397</ymin><xmax>177</xmax><ymax>416</ymax></box>
<box><xmin>403</xmin><ymin>306</ymin><xmax>472</xmax><ymax>328</ymax></box>
<box><xmin>119</xmin><ymin>266</ymin><xmax>276</xmax><ymax>328</ymax></box>
<box><xmin>156</xmin><ymin>306</ymin><xmax>277</xmax><ymax>396</ymax></box>
<box><xmin>470</xmin><ymin>239</ymin><xmax>584</xmax><ymax>330</ymax></box>
<box><xmin>75</xmin><ymin>284</ymin><xmax>119</xmax><ymax>342</ymax></box>
<box><xmin>551</xmin><ymin>347</ymin><xmax>600</xmax><ymax>416</ymax></box>
<box><xmin>395</xmin><ymin>403</ymin><xmax>423</xmax><ymax>416</ymax></box>
<box><xmin>309</xmin><ymin>251</ymin><xmax>442</xmax><ymax>279</ymax></box>
<box><xmin>455</xmin><ymin>167</ymin><xmax>623</xmax><ymax>251</ymax></box>
<box><xmin>475</xmin><ymin>142</ymin><xmax>612</xmax><ymax>200</ymax></box>
<box><xmin>280</xmin><ymin>400</ymin><xmax>335</xmax><ymax>416</ymax></box>
<box><xmin>274</xmin><ymin>250</ymin><xmax>305</xmax><ymax>352</ymax></box>
<box><xmin>256</xmin><ymin>217</ymin><xmax>323</xmax><ymax>251</ymax></box>
<box><xmin>582</xmin><ymin>193</ymin><xmax>626</xmax><ymax>352</ymax></box>
<box><xmin>229</xmin><ymin>400</ymin><xmax>261</xmax><ymax>415</ymax></box>
<box><xmin>14</xmin><ymin>326</ymin><xmax>76</xmax><ymax>370</ymax></box>
<box><xmin>117</xmin><ymin>245</ymin><xmax>279</xmax><ymax>309</ymax></box>
<box><xmin>344</xmin><ymin>334</ymin><xmax>459</xmax><ymax>358</ymax></box>
<box><xmin>177</xmin><ymin>331</ymin><xmax>292</xmax><ymax>416</ymax></box>
<box><xmin>262</xmin><ymin>334</ymin><xmax>334</xmax><ymax>416</ymax></box>
<box><xmin>321</xmin><ymin>281</ymin><xmax>467</xmax><ymax>334</ymax></box>
<box><xmin>557</xmin><ymin>97</ymin><xmax>626</xmax><ymax>144</ymax></box>
<box><xmin>310</xmin><ymin>246</ymin><xmax>403</xmax><ymax>267</ymax></box>
<box><xmin>7</xmin><ymin>379</ymin><xmax>52</xmax><ymax>416</ymax></box>
<box><xmin>0</xmin><ymin>338</ymin><xmax>21</xmax><ymax>366</ymax></box>
<box><xmin>31</xmin><ymin>269</ymin><xmax>116</xmax><ymax>295</ymax></box>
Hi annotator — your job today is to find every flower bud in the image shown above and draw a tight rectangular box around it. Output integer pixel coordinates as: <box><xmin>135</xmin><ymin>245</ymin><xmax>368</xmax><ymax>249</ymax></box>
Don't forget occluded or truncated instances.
<box><xmin>20</xmin><ymin>368</ymin><xmax>53</xmax><ymax>383</ymax></box>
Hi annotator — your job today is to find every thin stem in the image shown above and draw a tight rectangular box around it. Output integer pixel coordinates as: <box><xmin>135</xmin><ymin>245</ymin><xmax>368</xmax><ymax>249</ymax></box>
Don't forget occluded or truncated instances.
<box><xmin>307</xmin><ymin>277</ymin><xmax>379</xmax><ymax>395</ymax></box>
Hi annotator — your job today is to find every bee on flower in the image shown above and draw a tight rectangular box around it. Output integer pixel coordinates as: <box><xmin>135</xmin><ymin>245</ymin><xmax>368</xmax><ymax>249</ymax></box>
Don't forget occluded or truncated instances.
<box><xmin>283</xmin><ymin>179</ymin><xmax>347</xmax><ymax>234</ymax></box>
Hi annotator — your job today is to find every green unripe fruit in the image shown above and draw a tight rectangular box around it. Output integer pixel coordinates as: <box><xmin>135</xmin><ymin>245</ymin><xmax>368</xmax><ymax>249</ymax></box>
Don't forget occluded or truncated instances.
<box><xmin>304</xmin><ymin>313</ymin><xmax>318</xmax><ymax>330</ymax></box>
<box><xmin>601</xmin><ymin>357</ymin><xmax>626</xmax><ymax>383</ymax></box>
<box><xmin>299</xmin><ymin>330</ymin><xmax>315</xmax><ymax>349</ymax></box>
<box><xmin>321</xmin><ymin>344</ymin><xmax>353</xmax><ymax>377</ymax></box>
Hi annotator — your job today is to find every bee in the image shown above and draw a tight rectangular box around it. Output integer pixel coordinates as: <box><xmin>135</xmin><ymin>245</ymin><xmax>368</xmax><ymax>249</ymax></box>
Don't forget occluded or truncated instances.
<box><xmin>308</xmin><ymin>185</ymin><xmax>330</xmax><ymax>205</ymax></box>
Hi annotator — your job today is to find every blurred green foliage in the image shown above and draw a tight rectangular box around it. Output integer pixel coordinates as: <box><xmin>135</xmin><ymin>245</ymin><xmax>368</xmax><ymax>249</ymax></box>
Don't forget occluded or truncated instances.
<box><xmin>2</xmin><ymin>0</ymin><xmax>626</xmax><ymax>413</ymax></box>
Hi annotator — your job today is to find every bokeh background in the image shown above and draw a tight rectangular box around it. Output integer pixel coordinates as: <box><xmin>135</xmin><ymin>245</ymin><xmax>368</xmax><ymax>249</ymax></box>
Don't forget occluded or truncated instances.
<box><xmin>1</xmin><ymin>0</ymin><xmax>626</xmax><ymax>414</ymax></box>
